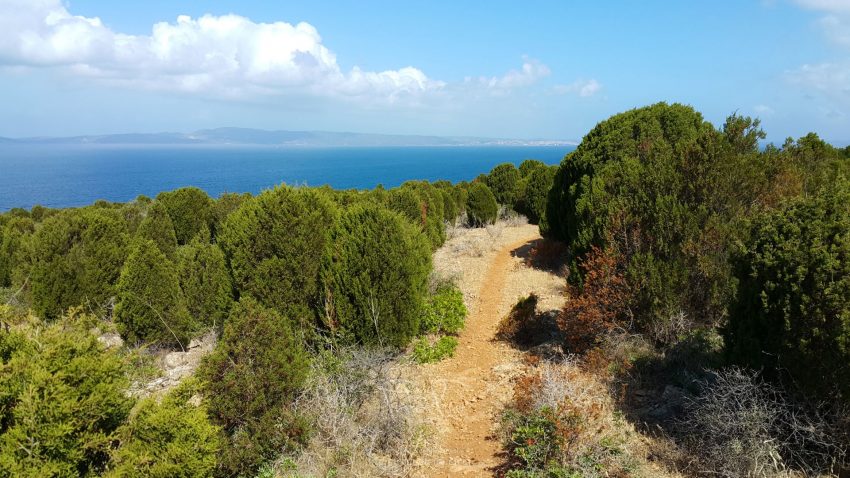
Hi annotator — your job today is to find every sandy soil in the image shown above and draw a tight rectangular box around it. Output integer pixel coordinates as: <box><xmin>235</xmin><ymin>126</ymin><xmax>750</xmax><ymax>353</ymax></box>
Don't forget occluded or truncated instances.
<box><xmin>419</xmin><ymin>222</ymin><xmax>565</xmax><ymax>476</ymax></box>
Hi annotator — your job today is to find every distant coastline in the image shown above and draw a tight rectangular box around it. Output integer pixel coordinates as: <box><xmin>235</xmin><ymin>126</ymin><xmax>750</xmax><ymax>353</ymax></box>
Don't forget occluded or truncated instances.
<box><xmin>0</xmin><ymin>127</ymin><xmax>577</xmax><ymax>148</ymax></box>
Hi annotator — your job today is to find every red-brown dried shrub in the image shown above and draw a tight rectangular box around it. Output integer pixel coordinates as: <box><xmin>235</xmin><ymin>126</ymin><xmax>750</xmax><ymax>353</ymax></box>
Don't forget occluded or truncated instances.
<box><xmin>496</xmin><ymin>293</ymin><xmax>539</xmax><ymax>345</ymax></box>
<box><xmin>525</xmin><ymin>239</ymin><xmax>569</xmax><ymax>275</ymax></box>
<box><xmin>559</xmin><ymin>246</ymin><xmax>635</xmax><ymax>354</ymax></box>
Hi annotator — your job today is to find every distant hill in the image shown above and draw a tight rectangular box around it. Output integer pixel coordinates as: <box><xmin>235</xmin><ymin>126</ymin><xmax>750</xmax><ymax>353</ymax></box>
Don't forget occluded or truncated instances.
<box><xmin>3</xmin><ymin>128</ymin><xmax>576</xmax><ymax>147</ymax></box>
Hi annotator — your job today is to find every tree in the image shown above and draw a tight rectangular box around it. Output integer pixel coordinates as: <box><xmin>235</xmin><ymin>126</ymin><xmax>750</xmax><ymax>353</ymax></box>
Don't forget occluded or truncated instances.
<box><xmin>322</xmin><ymin>204</ymin><xmax>432</xmax><ymax>347</ymax></box>
<box><xmin>486</xmin><ymin>163</ymin><xmax>521</xmax><ymax>206</ymax></box>
<box><xmin>0</xmin><ymin>310</ymin><xmax>133</xmax><ymax>477</ymax></box>
<box><xmin>176</xmin><ymin>241</ymin><xmax>233</xmax><ymax>329</ymax></box>
<box><xmin>136</xmin><ymin>201</ymin><xmax>178</xmax><ymax>259</ymax></box>
<box><xmin>0</xmin><ymin>216</ymin><xmax>34</xmax><ymax>288</ymax></box>
<box><xmin>519</xmin><ymin>159</ymin><xmax>547</xmax><ymax>178</ymax></box>
<box><xmin>156</xmin><ymin>187</ymin><xmax>213</xmax><ymax>245</ymax></box>
<box><xmin>523</xmin><ymin>165</ymin><xmax>556</xmax><ymax>225</ymax></box>
<box><xmin>543</xmin><ymin>103</ymin><xmax>769</xmax><ymax>335</ymax></box>
<box><xmin>30</xmin><ymin>208</ymin><xmax>129</xmax><ymax>319</ymax></box>
<box><xmin>217</xmin><ymin>186</ymin><xmax>336</xmax><ymax>327</ymax></box>
<box><xmin>726</xmin><ymin>180</ymin><xmax>850</xmax><ymax>401</ymax></box>
<box><xmin>198</xmin><ymin>297</ymin><xmax>309</xmax><ymax>476</ymax></box>
<box><xmin>114</xmin><ymin>239</ymin><xmax>194</xmax><ymax>347</ymax></box>
<box><xmin>465</xmin><ymin>182</ymin><xmax>498</xmax><ymax>227</ymax></box>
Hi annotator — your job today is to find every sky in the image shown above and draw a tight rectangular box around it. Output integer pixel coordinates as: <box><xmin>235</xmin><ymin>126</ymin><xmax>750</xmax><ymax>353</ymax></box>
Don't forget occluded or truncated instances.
<box><xmin>0</xmin><ymin>0</ymin><xmax>848</xmax><ymax>143</ymax></box>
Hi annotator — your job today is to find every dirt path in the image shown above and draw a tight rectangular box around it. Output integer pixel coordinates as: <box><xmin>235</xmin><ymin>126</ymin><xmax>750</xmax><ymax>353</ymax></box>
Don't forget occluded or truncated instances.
<box><xmin>421</xmin><ymin>224</ymin><xmax>564</xmax><ymax>477</ymax></box>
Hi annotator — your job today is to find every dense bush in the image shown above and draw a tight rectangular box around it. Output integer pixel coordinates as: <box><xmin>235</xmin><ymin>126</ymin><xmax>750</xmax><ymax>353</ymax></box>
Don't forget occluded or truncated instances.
<box><xmin>198</xmin><ymin>297</ymin><xmax>310</xmax><ymax>477</ymax></box>
<box><xmin>420</xmin><ymin>285</ymin><xmax>467</xmax><ymax>335</ymax></box>
<box><xmin>726</xmin><ymin>181</ymin><xmax>850</xmax><ymax>401</ymax></box>
<box><xmin>212</xmin><ymin>192</ymin><xmax>250</xmax><ymax>235</ymax></box>
<box><xmin>486</xmin><ymin>163</ymin><xmax>521</xmax><ymax>206</ymax></box>
<box><xmin>156</xmin><ymin>187</ymin><xmax>214</xmax><ymax>245</ymax></box>
<box><xmin>519</xmin><ymin>159</ymin><xmax>547</xmax><ymax>178</ymax></box>
<box><xmin>522</xmin><ymin>165</ymin><xmax>556</xmax><ymax>225</ymax></box>
<box><xmin>322</xmin><ymin>204</ymin><xmax>431</xmax><ymax>347</ymax></box>
<box><xmin>399</xmin><ymin>182</ymin><xmax>446</xmax><ymax>249</ymax></box>
<box><xmin>0</xmin><ymin>216</ymin><xmax>33</xmax><ymax>287</ymax></box>
<box><xmin>176</xmin><ymin>241</ymin><xmax>233</xmax><ymax>329</ymax></box>
<box><xmin>30</xmin><ymin>208</ymin><xmax>129</xmax><ymax>319</ymax></box>
<box><xmin>439</xmin><ymin>188</ymin><xmax>458</xmax><ymax>223</ymax></box>
<box><xmin>114</xmin><ymin>239</ymin><xmax>194</xmax><ymax>347</ymax></box>
<box><xmin>136</xmin><ymin>201</ymin><xmax>178</xmax><ymax>259</ymax></box>
<box><xmin>218</xmin><ymin>185</ymin><xmax>336</xmax><ymax>327</ymax></box>
<box><xmin>465</xmin><ymin>182</ymin><xmax>498</xmax><ymax>227</ymax></box>
<box><xmin>545</xmin><ymin>103</ymin><xmax>770</xmax><ymax>336</ymax></box>
<box><xmin>0</xmin><ymin>309</ymin><xmax>133</xmax><ymax>477</ymax></box>
<box><xmin>106</xmin><ymin>380</ymin><xmax>221</xmax><ymax>478</ymax></box>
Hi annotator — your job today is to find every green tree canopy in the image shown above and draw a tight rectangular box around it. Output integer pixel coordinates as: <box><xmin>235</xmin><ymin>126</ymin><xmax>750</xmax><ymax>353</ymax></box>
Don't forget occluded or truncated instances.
<box><xmin>114</xmin><ymin>239</ymin><xmax>194</xmax><ymax>347</ymax></box>
<box><xmin>217</xmin><ymin>185</ymin><xmax>337</xmax><ymax>327</ymax></box>
<box><xmin>465</xmin><ymin>182</ymin><xmax>498</xmax><ymax>227</ymax></box>
<box><xmin>486</xmin><ymin>163</ymin><xmax>521</xmax><ymax>206</ymax></box>
<box><xmin>176</xmin><ymin>241</ymin><xmax>233</xmax><ymax>329</ymax></box>
<box><xmin>198</xmin><ymin>297</ymin><xmax>309</xmax><ymax>476</ymax></box>
<box><xmin>726</xmin><ymin>180</ymin><xmax>850</xmax><ymax>401</ymax></box>
<box><xmin>322</xmin><ymin>204</ymin><xmax>432</xmax><ymax>347</ymax></box>
<box><xmin>30</xmin><ymin>208</ymin><xmax>129</xmax><ymax>319</ymax></box>
<box><xmin>136</xmin><ymin>201</ymin><xmax>178</xmax><ymax>259</ymax></box>
<box><xmin>156</xmin><ymin>187</ymin><xmax>213</xmax><ymax>245</ymax></box>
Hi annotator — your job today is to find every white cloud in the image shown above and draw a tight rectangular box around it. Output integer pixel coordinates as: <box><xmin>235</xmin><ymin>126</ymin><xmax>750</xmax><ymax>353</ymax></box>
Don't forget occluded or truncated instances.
<box><xmin>787</xmin><ymin>62</ymin><xmax>850</xmax><ymax>94</ymax></box>
<box><xmin>552</xmin><ymin>79</ymin><xmax>602</xmax><ymax>97</ymax></box>
<box><xmin>792</xmin><ymin>0</ymin><xmax>850</xmax><ymax>12</ymax></box>
<box><xmin>475</xmin><ymin>57</ymin><xmax>551</xmax><ymax>90</ymax></box>
<box><xmin>754</xmin><ymin>104</ymin><xmax>776</xmax><ymax>115</ymax></box>
<box><xmin>0</xmin><ymin>0</ymin><xmax>444</xmax><ymax>104</ymax></box>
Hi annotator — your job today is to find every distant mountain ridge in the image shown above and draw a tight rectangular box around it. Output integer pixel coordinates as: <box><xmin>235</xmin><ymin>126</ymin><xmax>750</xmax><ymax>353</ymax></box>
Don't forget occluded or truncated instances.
<box><xmin>1</xmin><ymin>127</ymin><xmax>576</xmax><ymax>147</ymax></box>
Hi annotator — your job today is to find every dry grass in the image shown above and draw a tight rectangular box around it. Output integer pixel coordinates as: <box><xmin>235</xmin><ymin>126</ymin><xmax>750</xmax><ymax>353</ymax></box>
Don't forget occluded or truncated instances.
<box><xmin>503</xmin><ymin>357</ymin><xmax>684</xmax><ymax>478</ymax></box>
<box><xmin>276</xmin><ymin>348</ymin><xmax>432</xmax><ymax>478</ymax></box>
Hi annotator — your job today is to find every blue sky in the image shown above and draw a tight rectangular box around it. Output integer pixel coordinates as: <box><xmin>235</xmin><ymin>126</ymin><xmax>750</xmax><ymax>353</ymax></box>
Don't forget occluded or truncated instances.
<box><xmin>0</xmin><ymin>0</ymin><xmax>848</xmax><ymax>143</ymax></box>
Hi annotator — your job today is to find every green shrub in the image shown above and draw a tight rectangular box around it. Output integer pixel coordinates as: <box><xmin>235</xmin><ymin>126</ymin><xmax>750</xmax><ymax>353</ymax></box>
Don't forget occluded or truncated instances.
<box><xmin>30</xmin><ymin>208</ymin><xmax>129</xmax><ymax>319</ymax></box>
<box><xmin>503</xmin><ymin>407</ymin><xmax>566</xmax><ymax>474</ymax></box>
<box><xmin>176</xmin><ymin>241</ymin><xmax>233</xmax><ymax>329</ymax></box>
<box><xmin>218</xmin><ymin>185</ymin><xmax>336</xmax><ymax>327</ymax></box>
<box><xmin>136</xmin><ymin>201</ymin><xmax>178</xmax><ymax>259</ymax></box>
<box><xmin>0</xmin><ymin>310</ymin><xmax>133</xmax><ymax>477</ymax></box>
<box><xmin>487</xmin><ymin>163</ymin><xmax>521</xmax><ymax>206</ymax></box>
<box><xmin>156</xmin><ymin>187</ymin><xmax>214</xmax><ymax>245</ymax></box>
<box><xmin>726</xmin><ymin>181</ymin><xmax>850</xmax><ymax>400</ymax></box>
<box><xmin>390</xmin><ymin>183</ymin><xmax>446</xmax><ymax>249</ymax></box>
<box><xmin>0</xmin><ymin>216</ymin><xmax>34</xmax><ymax>288</ymax></box>
<box><xmin>105</xmin><ymin>380</ymin><xmax>221</xmax><ymax>478</ymax></box>
<box><xmin>466</xmin><ymin>182</ymin><xmax>498</xmax><ymax>227</ymax></box>
<box><xmin>440</xmin><ymin>189</ymin><xmax>458</xmax><ymax>223</ymax></box>
<box><xmin>322</xmin><ymin>204</ymin><xmax>431</xmax><ymax>347</ymax></box>
<box><xmin>523</xmin><ymin>166</ymin><xmax>556</xmax><ymax>225</ymax></box>
<box><xmin>519</xmin><ymin>159</ymin><xmax>547</xmax><ymax>178</ymax></box>
<box><xmin>211</xmin><ymin>192</ymin><xmax>250</xmax><ymax>236</ymax></box>
<box><xmin>114</xmin><ymin>239</ymin><xmax>194</xmax><ymax>347</ymax></box>
<box><xmin>421</xmin><ymin>285</ymin><xmax>467</xmax><ymax>335</ymax></box>
<box><xmin>412</xmin><ymin>335</ymin><xmax>458</xmax><ymax>363</ymax></box>
<box><xmin>198</xmin><ymin>297</ymin><xmax>310</xmax><ymax>477</ymax></box>
<box><xmin>544</xmin><ymin>103</ymin><xmax>770</xmax><ymax>334</ymax></box>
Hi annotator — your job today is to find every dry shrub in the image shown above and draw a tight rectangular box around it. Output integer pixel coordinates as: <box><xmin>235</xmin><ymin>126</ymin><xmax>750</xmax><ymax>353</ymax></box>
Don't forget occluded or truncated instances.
<box><xmin>559</xmin><ymin>247</ymin><xmax>635</xmax><ymax>354</ymax></box>
<box><xmin>679</xmin><ymin>367</ymin><xmax>847</xmax><ymax>477</ymax></box>
<box><xmin>280</xmin><ymin>347</ymin><xmax>430</xmax><ymax>477</ymax></box>
<box><xmin>502</xmin><ymin>358</ymin><xmax>663</xmax><ymax>477</ymax></box>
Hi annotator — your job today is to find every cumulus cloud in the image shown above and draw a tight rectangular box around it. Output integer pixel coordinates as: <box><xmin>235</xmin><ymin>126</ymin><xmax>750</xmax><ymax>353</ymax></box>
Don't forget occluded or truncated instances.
<box><xmin>0</xmin><ymin>0</ymin><xmax>444</xmax><ymax>103</ymax></box>
<box><xmin>474</xmin><ymin>57</ymin><xmax>551</xmax><ymax>90</ymax></box>
<box><xmin>552</xmin><ymin>79</ymin><xmax>602</xmax><ymax>97</ymax></box>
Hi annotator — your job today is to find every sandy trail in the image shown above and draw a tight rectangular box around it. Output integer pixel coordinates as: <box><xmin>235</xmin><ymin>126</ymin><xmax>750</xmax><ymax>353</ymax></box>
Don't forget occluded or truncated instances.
<box><xmin>421</xmin><ymin>224</ymin><xmax>564</xmax><ymax>477</ymax></box>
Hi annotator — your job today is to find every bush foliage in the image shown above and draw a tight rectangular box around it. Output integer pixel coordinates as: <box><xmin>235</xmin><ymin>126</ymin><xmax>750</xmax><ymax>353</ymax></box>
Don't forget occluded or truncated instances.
<box><xmin>106</xmin><ymin>381</ymin><xmax>221</xmax><ymax>478</ymax></box>
<box><xmin>0</xmin><ymin>310</ymin><xmax>133</xmax><ymax>477</ymax></box>
<box><xmin>218</xmin><ymin>185</ymin><xmax>336</xmax><ymax>326</ymax></box>
<box><xmin>114</xmin><ymin>239</ymin><xmax>194</xmax><ymax>347</ymax></box>
<box><xmin>420</xmin><ymin>284</ymin><xmax>467</xmax><ymax>335</ymax></box>
<box><xmin>486</xmin><ymin>163</ymin><xmax>521</xmax><ymax>206</ymax></box>
<box><xmin>136</xmin><ymin>201</ymin><xmax>178</xmax><ymax>259</ymax></box>
<box><xmin>466</xmin><ymin>182</ymin><xmax>498</xmax><ymax>227</ymax></box>
<box><xmin>322</xmin><ymin>204</ymin><xmax>431</xmax><ymax>347</ymax></box>
<box><xmin>176</xmin><ymin>241</ymin><xmax>233</xmax><ymax>330</ymax></box>
<box><xmin>198</xmin><ymin>297</ymin><xmax>310</xmax><ymax>476</ymax></box>
<box><xmin>155</xmin><ymin>187</ymin><xmax>214</xmax><ymax>245</ymax></box>
<box><xmin>726</xmin><ymin>181</ymin><xmax>850</xmax><ymax>401</ymax></box>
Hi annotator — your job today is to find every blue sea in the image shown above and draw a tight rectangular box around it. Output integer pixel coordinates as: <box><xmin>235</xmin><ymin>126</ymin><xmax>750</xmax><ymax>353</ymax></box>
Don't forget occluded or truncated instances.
<box><xmin>0</xmin><ymin>145</ymin><xmax>572</xmax><ymax>211</ymax></box>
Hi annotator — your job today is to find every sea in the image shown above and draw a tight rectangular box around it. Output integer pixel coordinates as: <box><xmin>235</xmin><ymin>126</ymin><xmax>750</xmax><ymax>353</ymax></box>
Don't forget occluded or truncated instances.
<box><xmin>0</xmin><ymin>144</ymin><xmax>573</xmax><ymax>211</ymax></box>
